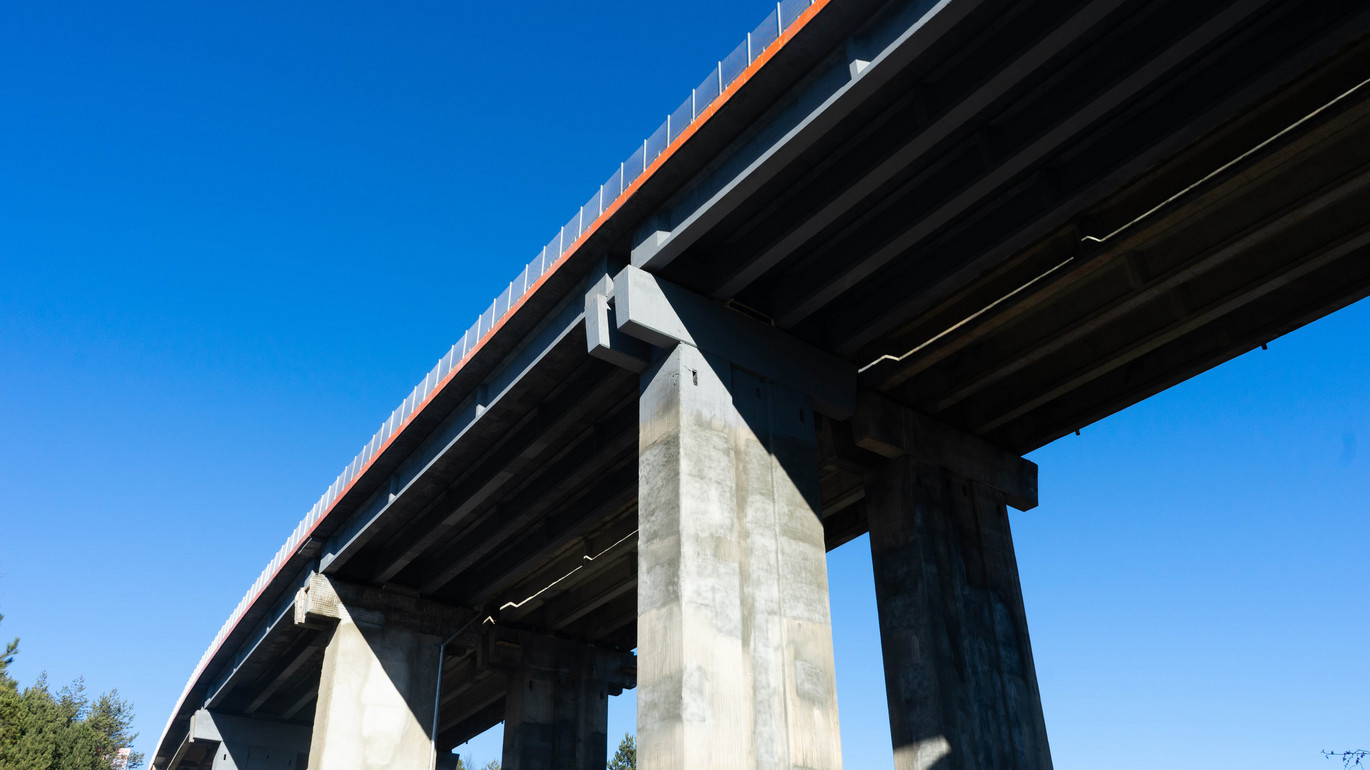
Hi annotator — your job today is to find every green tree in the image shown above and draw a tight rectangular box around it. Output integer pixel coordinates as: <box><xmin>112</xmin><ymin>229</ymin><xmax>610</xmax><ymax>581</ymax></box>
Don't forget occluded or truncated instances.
<box><xmin>0</xmin><ymin>613</ymin><xmax>17</xmax><ymax>678</ymax></box>
<box><xmin>608</xmin><ymin>733</ymin><xmax>635</xmax><ymax>770</ymax></box>
<box><xmin>447</xmin><ymin>757</ymin><xmax>497</xmax><ymax>770</ymax></box>
<box><xmin>0</xmin><ymin>612</ymin><xmax>143</xmax><ymax>769</ymax></box>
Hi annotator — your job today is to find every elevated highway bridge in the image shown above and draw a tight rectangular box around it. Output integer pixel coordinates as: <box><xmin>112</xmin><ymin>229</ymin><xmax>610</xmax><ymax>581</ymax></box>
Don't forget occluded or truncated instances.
<box><xmin>154</xmin><ymin>0</ymin><xmax>1370</xmax><ymax>767</ymax></box>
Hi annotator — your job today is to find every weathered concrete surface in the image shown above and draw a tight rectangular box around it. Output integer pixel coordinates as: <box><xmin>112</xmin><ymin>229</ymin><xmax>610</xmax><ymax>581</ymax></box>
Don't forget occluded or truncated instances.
<box><xmin>188</xmin><ymin>710</ymin><xmax>310</xmax><ymax>770</ymax></box>
<box><xmin>308</xmin><ymin>622</ymin><xmax>438</xmax><ymax>770</ymax></box>
<box><xmin>637</xmin><ymin>343</ymin><xmax>843</xmax><ymax>770</ymax></box>
<box><xmin>867</xmin><ymin>456</ymin><xmax>1052</xmax><ymax>770</ymax></box>
<box><xmin>612</xmin><ymin>264</ymin><xmax>856</xmax><ymax>418</ymax></box>
<box><xmin>294</xmin><ymin>573</ymin><xmax>469</xmax><ymax>770</ymax></box>
<box><xmin>852</xmin><ymin>391</ymin><xmax>1038</xmax><ymax>512</ymax></box>
<box><xmin>500</xmin><ymin>651</ymin><xmax>607</xmax><ymax>770</ymax></box>
<box><xmin>482</xmin><ymin>627</ymin><xmax>636</xmax><ymax>770</ymax></box>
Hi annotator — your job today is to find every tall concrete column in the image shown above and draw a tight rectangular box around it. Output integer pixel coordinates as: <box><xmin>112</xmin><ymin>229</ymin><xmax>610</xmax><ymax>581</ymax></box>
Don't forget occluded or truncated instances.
<box><xmin>294</xmin><ymin>573</ymin><xmax>471</xmax><ymax>770</ymax></box>
<box><xmin>481</xmin><ymin>627</ymin><xmax>635</xmax><ymax>770</ymax></box>
<box><xmin>637</xmin><ymin>343</ymin><xmax>843</xmax><ymax>770</ymax></box>
<box><xmin>866</xmin><ymin>455</ymin><xmax>1052</xmax><ymax>770</ymax></box>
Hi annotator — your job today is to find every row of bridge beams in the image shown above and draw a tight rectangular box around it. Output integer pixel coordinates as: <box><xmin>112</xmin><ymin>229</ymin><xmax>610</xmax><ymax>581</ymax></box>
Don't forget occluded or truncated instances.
<box><xmin>168</xmin><ymin>268</ymin><xmax>1052</xmax><ymax>770</ymax></box>
<box><xmin>160</xmin><ymin>0</ymin><xmax>1370</xmax><ymax>764</ymax></box>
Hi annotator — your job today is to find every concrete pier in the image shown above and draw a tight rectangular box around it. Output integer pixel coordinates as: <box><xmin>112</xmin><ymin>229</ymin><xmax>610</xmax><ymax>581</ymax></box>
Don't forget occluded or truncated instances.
<box><xmin>484</xmin><ymin>628</ymin><xmax>635</xmax><ymax>770</ymax></box>
<box><xmin>866</xmin><ymin>456</ymin><xmax>1052</xmax><ymax>770</ymax></box>
<box><xmin>637</xmin><ymin>343</ymin><xmax>843</xmax><ymax>770</ymax></box>
<box><xmin>293</xmin><ymin>573</ymin><xmax>471</xmax><ymax>770</ymax></box>
<box><xmin>501</xmin><ymin>663</ymin><xmax>605</xmax><ymax>770</ymax></box>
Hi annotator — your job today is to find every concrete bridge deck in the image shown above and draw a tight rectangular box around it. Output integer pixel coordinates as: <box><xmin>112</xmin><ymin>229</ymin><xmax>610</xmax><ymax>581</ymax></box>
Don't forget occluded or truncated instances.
<box><xmin>154</xmin><ymin>0</ymin><xmax>1370</xmax><ymax>767</ymax></box>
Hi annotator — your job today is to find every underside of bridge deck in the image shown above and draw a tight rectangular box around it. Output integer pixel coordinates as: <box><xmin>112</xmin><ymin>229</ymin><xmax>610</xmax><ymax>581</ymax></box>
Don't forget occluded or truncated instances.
<box><xmin>648</xmin><ymin>0</ymin><xmax>1370</xmax><ymax>455</ymax></box>
<box><xmin>159</xmin><ymin>0</ymin><xmax>1370</xmax><ymax>766</ymax></box>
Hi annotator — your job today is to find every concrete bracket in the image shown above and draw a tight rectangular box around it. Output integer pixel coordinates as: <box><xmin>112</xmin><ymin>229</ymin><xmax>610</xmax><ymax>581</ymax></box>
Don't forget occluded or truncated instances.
<box><xmin>852</xmin><ymin>391</ymin><xmax>1038</xmax><ymax>510</ymax></box>
<box><xmin>293</xmin><ymin>572</ymin><xmax>475</xmax><ymax>640</ymax></box>
<box><xmin>611</xmin><ymin>264</ymin><xmax>856</xmax><ymax>417</ymax></box>
<box><xmin>584</xmin><ymin>275</ymin><xmax>651</xmax><ymax>373</ymax></box>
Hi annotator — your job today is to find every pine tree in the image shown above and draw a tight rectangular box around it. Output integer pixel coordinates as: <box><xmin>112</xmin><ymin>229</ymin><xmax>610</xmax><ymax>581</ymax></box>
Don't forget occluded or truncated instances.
<box><xmin>0</xmin><ymin>612</ymin><xmax>143</xmax><ymax>768</ymax></box>
<box><xmin>0</xmin><ymin>613</ymin><xmax>17</xmax><ymax>678</ymax></box>
<box><xmin>608</xmin><ymin>733</ymin><xmax>636</xmax><ymax>770</ymax></box>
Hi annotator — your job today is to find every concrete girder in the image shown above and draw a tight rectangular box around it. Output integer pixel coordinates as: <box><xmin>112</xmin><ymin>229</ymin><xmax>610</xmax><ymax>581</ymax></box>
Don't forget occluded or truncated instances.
<box><xmin>824</xmin><ymin>1</ymin><xmax>1370</xmax><ymax>364</ymax></box>
<box><xmin>770</xmin><ymin>0</ymin><xmax>1280</xmax><ymax>330</ymax></box>
<box><xmin>319</xmin><ymin>273</ymin><xmax>597</xmax><ymax>578</ymax></box>
<box><xmin>156</xmin><ymin>3</ymin><xmax>1370</xmax><ymax>768</ymax></box>
<box><xmin>627</xmin><ymin>0</ymin><xmax>988</xmax><ymax>279</ymax></box>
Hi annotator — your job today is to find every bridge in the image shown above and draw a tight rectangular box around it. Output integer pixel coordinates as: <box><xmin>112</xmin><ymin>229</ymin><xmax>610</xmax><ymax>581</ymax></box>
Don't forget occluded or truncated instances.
<box><xmin>152</xmin><ymin>0</ymin><xmax>1370</xmax><ymax>767</ymax></box>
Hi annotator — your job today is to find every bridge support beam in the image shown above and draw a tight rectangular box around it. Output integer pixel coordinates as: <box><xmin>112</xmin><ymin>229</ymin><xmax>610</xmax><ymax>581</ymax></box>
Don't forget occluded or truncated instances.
<box><xmin>637</xmin><ymin>342</ymin><xmax>844</xmax><ymax>770</ymax></box>
<box><xmin>857</xmin><ymin>395</ymin><xmax>1051</xmax><ymax>770</ymax></box>
<box><xmin>185</xmin><ymin>709</ymin><xmax>311</xmax><ymax>770</ymax></box>
<box><xmin>293</xmin><ymin>573</ymin><xmax>472</xmax><ymax>770</ymax></box>
<box><xmin>481</xmin><ymin>628</ymin><xmax>636</xmax><ymax>770</ymax></box>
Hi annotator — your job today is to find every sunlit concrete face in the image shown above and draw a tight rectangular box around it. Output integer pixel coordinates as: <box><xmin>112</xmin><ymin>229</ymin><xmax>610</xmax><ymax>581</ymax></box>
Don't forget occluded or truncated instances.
<box><xmin>309</xmin><ymin>621</ymin><xmax>438</xmax><ymax>770</ymax></box>
<box><xmin>637</xmin><ymin>343</ymin><xmax>843</xmax><ymax>770</ymax></box>
<box><xmin>297</xmin><ymin>577</ymin><xmax>445</xmax><ymax>770</ymax></box>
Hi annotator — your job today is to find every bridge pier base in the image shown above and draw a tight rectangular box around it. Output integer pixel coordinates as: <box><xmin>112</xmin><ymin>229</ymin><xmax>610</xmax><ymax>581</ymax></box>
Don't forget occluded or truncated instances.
<box><xmin>866</xmin><ymin>456</ymin><xmax>1053</xmax><ymax>770</ymax></box>
<box><xmin>637</xmin><ymin>343</ymin><xmax>843</xmax><ymax>770</ymax></box>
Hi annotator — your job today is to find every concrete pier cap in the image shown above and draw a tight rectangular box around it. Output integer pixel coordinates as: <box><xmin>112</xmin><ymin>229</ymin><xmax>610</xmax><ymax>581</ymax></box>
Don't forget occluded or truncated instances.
<box><xmin>588</xmin><ymin>265</ymin><xmax>1052</xmax><ymax>769</ymax></box>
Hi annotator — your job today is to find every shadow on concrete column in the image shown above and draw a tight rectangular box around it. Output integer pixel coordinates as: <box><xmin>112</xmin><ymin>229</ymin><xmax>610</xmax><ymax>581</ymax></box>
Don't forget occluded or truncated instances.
<box><xmin>188</xmin><ymin>709</ymin><xmax>311</xmax><ymax>770</ymax></box>
<box><xmin>867</xmin><ymin>456</ymin><xmax>1052</xmax><ymax>770</ymax></box>
<box><xmin>294</xmin><ymin>573</ymin><xmax>471</xmax><ymax>770</ymax></box>
<box><xmin>637</xmin><ymin>343</ymin><xmax>844</xmax><ymax>770</ymax></box>
<box><xmin>484</xmin><ymin>627</ymin><xmax>635</xmax><ymax>770</ymax></box>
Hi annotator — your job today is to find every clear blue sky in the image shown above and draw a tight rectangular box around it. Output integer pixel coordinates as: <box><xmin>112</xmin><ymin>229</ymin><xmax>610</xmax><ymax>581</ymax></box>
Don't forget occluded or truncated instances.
<box><xmin>0</xmin><ymin>2</ymin><xmax>1365</xmax><ymax>767</ymax></box>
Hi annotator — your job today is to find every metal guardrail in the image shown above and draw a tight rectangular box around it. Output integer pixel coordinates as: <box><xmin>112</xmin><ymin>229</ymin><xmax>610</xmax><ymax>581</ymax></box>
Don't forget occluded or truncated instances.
<box><xmin>163</xmin><ymin>0</ymin><xmax>819</xmax><ymax>744</ymax></box>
